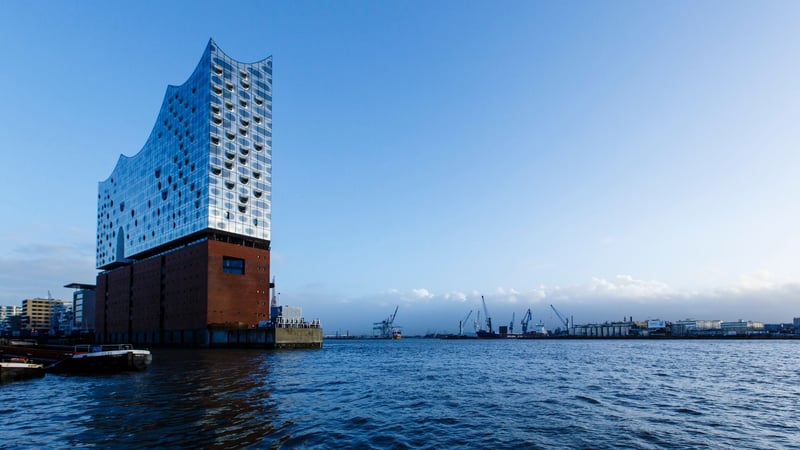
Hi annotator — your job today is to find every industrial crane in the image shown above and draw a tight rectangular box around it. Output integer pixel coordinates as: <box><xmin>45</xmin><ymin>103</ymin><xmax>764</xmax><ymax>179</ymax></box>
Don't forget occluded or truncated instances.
<box><xmin>481</xmin><ymin>296</ymin><xmax>493</xmax><ymax>334</ymax></box>
<box><xmin>373</xmin><ymin>305</ymin><xmax>400</xmax><ymax>339</ymax></box>
<box><xmin>459</xmin><ymin>310</ymin><xmax>473</xmax><ymax>336</ymax></box>
<box><xmin>520</xmin><ymin>308</ymin><xmax>533</xmax><ymax>334</ymax></box>
<box><xmin>550</xmin><ymin>304</ymin><xmax>570</xmax><ymax>334</ymax></box>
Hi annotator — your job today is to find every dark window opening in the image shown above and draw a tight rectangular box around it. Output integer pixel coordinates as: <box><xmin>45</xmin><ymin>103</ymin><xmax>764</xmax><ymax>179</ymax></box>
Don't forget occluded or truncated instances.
<box><xmin>223</xmin><ymin>256</ymin><xmax>245</xmax><ymax>275</ymax></box>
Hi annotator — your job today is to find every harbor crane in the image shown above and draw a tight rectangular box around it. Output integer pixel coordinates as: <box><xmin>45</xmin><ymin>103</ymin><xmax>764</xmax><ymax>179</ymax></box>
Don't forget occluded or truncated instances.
<box><xmin>481</xmin><ymin>296</ymin><xmax>493</xmax><ymax>334</ymax></box>
<box><xmin>550</xmin><ymin>304</ymin><xmax>570</xmax><ymax>334</ymax></box>
<box><xmin>459</xmin><ymin>310</ymin><xmax>473</xmax><ymax>336</ymax></box>
<box><xmin>520</xmin><ymin>308</ymin><xmax>533</xmax><ymax>334</ymax></box>
<box><xmin>373</xmin><ymin>305</ymin><xmax>400</xmax><ymax>339</ymax></box>
<box><xmin>474</xmin><ymin>310</ymin><xmax>481</xmax><ymax>333</ymax></box>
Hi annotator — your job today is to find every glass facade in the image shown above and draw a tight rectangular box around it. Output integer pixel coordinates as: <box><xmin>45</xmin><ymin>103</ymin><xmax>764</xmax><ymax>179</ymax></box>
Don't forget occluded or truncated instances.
<box><xmin>97</xmin><ymin>40</ymin><xmax>273</xmax><ymax>269</ymax></box>
<box><xmin>0</xmin><ymin>305</ymin><xmax>21</xmax><ymax>332</ymax></box>
<box><xmin>73</xmin><ymin>289</ymin><xmax>96</xmax><ymax>330</ymax></box>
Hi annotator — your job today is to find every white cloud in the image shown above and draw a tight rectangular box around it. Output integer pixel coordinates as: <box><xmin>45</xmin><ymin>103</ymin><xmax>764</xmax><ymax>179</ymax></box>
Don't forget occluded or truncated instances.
<box><xmin>709</xmin><ymin>270</ymin><xmax>800</xmax><ymax>302</ymax></box>
<box><xmin>577</xmin><ymin>275</ymin><xmax>674</xmax><ymax>299</ymax></box>
<box><xmin>443</xmin><ymin>291</ymin><xmax>467</xmax><ymax>302</ymax></box>
<box><xmin>493</xmin><ymin>287</ymin><xmax>521</xmax><ymax>303</ymax></box>
<box><xmin>494</xmin><ymin>287</ymin><xmax>520</xmax><ymax>296</ymax></box>
<box><xmin>734</xmin><ymin>269</ymin><xmax>780</xmax><ymax>291</ymax></box>
<box><xmin>531</xmin><ymin>285</ymin><xmax>549</xmax><ymax>299</ymax></box>
<box><xmin>412</xmin><ymin>288</ymin><xmax>434</xmax><ymax>299</ymax></box>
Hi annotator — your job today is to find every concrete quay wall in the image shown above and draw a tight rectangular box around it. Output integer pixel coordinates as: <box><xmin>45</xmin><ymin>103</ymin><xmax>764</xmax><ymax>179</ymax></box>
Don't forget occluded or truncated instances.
<box><xmin>208</xmin><ymin>327</ymin><xmax>323</xmax><ymax>349</ymax></box>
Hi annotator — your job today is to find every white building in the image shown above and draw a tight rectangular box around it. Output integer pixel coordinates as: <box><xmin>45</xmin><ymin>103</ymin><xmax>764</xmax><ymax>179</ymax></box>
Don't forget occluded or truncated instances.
<box><xmin>721</xmin><ymin>320</ymin><xmax>764</xmax><ymax>335</ymax></box>
<box><xmin>672</xmin><ymin>319</ymin><xmax>723</xmax><ymax>336</ymax></box>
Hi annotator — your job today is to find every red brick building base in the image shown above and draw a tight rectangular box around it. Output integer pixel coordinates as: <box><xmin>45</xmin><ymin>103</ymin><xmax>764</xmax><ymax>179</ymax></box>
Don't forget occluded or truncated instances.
<box><xmin>95</xmin><ymin>238</ymin><xmax>271</xmax><ymax>346</ymax></box>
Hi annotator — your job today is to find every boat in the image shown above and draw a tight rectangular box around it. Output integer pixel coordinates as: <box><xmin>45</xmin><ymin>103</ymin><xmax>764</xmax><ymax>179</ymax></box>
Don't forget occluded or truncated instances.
<box><xmin>46</xmin><ymin>344</ymin><xmax>152</xmax><ymax>374</ymax></box>
<box><xmin>0</xmin><ymin>359</ymin><xmax>45</xmax><ymax>383</ymax></box>
<box><xmin>0</xmin><ymin>341</ymin><xmax>81</xmax><ymax>363</ymax></box>
<box><xmin>475</xmin><ymin>330</ymin><xmax>502</xmax><ymax>339</ymax></box>
<box><xmin>392</xmin><ymin>329</ymin><xmax>402</xmax><ymax>340</ymax></box>
<box><xmin>0</xmin><ymin>342</ymin><xmax>151</xmax><ymax>374</ymax></box>
<box><xmin>439</xmin><ymin>334</ymin><xmax>476</xmax><ymax>339</ymax></box>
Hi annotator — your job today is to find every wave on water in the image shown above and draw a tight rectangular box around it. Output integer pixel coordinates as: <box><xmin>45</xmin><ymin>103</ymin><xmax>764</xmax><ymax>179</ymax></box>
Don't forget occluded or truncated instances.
<box><xmin>2</xmin><ymin>341</ymin><xmax>800</xmax><ymax>448</ymax></box>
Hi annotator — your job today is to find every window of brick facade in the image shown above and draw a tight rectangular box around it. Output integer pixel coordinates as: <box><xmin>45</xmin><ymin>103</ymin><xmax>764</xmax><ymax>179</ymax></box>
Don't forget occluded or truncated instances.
<box><xmin>222</xmin><ymin>256</ymin><xmax>245</xmax><ymax>275</ymax></box>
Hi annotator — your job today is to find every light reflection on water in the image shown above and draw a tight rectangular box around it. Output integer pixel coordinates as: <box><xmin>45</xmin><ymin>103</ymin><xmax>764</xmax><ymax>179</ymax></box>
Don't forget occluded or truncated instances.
<box><xmin>2</xmin><ymin>340</ymin><xmax>800</xmax><ymax>448</ymax></box>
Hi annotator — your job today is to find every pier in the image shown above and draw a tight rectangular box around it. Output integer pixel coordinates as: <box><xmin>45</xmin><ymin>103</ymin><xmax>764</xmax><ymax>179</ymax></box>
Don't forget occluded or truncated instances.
<box><xmin>208</xmin><ymin>324</ymin><xmax>323</xmax><ymax>349</ymax></box>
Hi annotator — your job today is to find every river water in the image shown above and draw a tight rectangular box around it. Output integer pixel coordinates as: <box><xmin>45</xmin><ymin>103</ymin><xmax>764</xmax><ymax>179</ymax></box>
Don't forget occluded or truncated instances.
<box><xmin>1</xmin><ymin>339</ymin><xmax>799</xmax><ymax>449</ymax></box>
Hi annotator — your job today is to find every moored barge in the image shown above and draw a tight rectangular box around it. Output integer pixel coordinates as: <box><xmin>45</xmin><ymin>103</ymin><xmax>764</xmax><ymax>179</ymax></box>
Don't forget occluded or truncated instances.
<box><xmin>0</xmin><ymin>342</ymin><xmax>151</xmax><ymax>373</ymax></box>
<box><xmin>0</xmin><ymin>359</ymin><xmax>45</xmax><ymax>383</ymax></box>
<box><xmin>46</xmin><ymin>344</ymin><xmax>152</xmax><ymax>374</ymax></box>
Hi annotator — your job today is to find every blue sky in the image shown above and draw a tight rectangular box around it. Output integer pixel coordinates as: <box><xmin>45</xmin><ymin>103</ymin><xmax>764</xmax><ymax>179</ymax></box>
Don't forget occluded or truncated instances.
<box><xmin>2</xmin><ymin>1</ymin><xmax>800</xmax><ymax>335</ymax></box>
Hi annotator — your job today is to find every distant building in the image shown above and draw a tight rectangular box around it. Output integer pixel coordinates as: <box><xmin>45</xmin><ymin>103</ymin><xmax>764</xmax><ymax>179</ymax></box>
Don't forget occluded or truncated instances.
<box><xmin>671</xmin><ymin>319</ymin><xmax>722</xmax><ymax>336</ymax></box>
<box><xmin>64</xmin><ymin>283</ymin><xmax>96</xmax><ymax>332</ymax></box>
<box><xmin>95</xmin><ymin>40</ymin><xmax>273</xmax><ymax>346</ymax></box>
<box><xmin>572</xmin><ymin>322</ymin><xmax>632</xmax><ymax>337</ymax></box>
<box><xmin>21</xmin><ymin>298</ymin><xmax>68</xmax><ymax>332</ymax></box>
<box><xmin>0</xmin><ymin>305</ymin><xmax>21</xmax><ymax>332</ymax></box>
<box><xmin>49</xmin><ymin>301</ymin><xmax>73</xmax><ymax>336</ymax></box>
<box><xmin>763</xmin><ymin>323</ymin><xmax>794</xmax><ymax>335</ymax></box>
<box><xmin>720</xmin><ymin>320</ymin><xmax>764</xmax><ymax>336</ymax></box>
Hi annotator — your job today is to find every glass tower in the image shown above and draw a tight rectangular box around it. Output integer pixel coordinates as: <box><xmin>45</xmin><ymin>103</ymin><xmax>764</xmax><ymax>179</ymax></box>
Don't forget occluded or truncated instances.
<box><xmin>97</xmin><ymin>39</ymin><xmax>272</xmax><ymax>269</ymax></box>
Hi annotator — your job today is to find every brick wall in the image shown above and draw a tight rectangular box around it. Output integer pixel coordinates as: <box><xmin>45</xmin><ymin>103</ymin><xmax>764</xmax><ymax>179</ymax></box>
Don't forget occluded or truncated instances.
<box><xmin>95</xmin><ymin>238</ymin><xmax>271</xmax><ymax>344</ymax></box>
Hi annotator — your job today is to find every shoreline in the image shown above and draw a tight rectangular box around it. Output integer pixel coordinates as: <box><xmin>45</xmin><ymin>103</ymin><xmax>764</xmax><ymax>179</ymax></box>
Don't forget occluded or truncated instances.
<box><xmin>325</xmin><ymin>334</ymin><xmax>800</xmax><ymax>341</ymax></box>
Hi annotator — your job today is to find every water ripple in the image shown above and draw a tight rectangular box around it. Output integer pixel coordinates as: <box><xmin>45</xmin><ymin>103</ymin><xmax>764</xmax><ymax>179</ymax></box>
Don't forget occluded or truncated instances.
<box><xmin>2</xmin><ymin>341</ymin><xmax>800</xmax><ymax>448</ymax></box>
